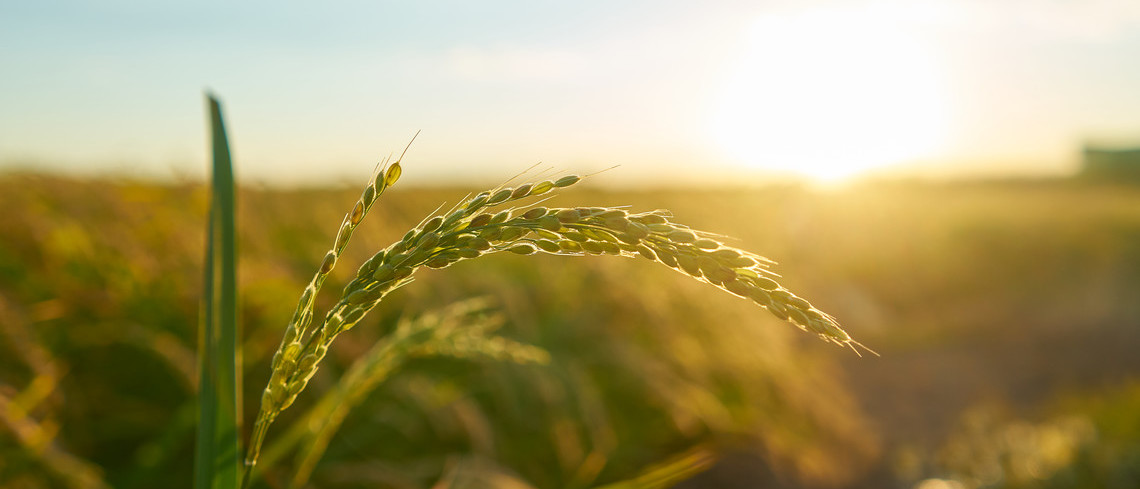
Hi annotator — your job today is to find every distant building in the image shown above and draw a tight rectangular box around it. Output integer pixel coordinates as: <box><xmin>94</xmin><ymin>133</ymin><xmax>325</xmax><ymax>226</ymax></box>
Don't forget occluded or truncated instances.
<box><xmin>1082</xmin><ymin>145</ymin><xmax>1140</xmax><ymax>180</ymax></box>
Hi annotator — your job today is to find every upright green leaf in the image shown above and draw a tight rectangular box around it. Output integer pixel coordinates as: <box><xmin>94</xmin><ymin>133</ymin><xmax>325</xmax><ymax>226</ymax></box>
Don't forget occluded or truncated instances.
<box><xmin>195</xmin><ymin>93</ymin><xmax>241</xmax><ymax>489</ymax></box>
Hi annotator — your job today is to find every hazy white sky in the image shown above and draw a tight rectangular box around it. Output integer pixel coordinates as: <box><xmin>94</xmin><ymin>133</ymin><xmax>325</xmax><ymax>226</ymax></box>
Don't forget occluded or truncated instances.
<box><xmin>2</xmin><ymin>0</ymin><xmax>1140</xmax><ymax>185</ymax></box>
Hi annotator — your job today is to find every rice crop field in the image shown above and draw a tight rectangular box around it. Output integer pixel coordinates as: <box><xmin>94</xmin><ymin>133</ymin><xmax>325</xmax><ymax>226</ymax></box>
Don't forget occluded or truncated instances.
<box><xmin>3</xmin><ymin>174</ymin><xmax>1139</xmax><ymax>488</ymax></box>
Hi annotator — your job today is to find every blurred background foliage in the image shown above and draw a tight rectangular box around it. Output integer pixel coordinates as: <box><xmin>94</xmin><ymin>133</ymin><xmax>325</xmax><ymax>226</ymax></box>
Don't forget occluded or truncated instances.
<box><xmin>2</xmin><ymin>175</ymin><xmax>1140</xmax><ymax>488</ymax></box>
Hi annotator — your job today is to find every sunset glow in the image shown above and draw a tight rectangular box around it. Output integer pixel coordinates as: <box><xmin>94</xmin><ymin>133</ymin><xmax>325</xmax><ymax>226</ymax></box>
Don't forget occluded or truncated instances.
<box><xmin>709</xmin><ymin>6</ymin><xmax>950</xmax><ymax>182</ymax></box>
<box><xmin>3</xmin><ymin>1</ymin><xmax>1140</xmax><ymax>184</ymax></box>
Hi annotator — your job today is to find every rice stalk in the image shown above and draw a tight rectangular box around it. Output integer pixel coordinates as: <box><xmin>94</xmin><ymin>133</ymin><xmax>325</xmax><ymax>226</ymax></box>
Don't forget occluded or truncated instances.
<box><xmin>241</xmin><ymin>134</ymin><xmax>415</xmax><ymax>484</ymax></box>
<box><xmin>283</xmin><ymin>298</ymin><xmax>547</xmax><ymax>488</ymax></box>
<box><xmin>242</xmin><ymin>160</ymin><xmax>872</xmax><ymax>487</ymax></box>
<box><xmin>592</xmin><ymin>444</ymin><xmax>717</xmax><ymax>489</ymax></box>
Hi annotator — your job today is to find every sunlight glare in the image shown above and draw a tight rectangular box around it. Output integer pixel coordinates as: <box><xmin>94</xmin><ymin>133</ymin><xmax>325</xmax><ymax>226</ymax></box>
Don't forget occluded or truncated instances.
<box><xmin>710</xmin><ymin>5</ymin><xmax>949</xmax><ymax>183</ymax></box>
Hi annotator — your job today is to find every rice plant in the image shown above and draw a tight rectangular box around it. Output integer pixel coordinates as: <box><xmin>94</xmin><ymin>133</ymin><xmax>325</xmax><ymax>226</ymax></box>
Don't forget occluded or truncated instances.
<box><xmin>193</xmin><ymin>96</ymin><xmax>870</xmax><ymax>489</ymax></box>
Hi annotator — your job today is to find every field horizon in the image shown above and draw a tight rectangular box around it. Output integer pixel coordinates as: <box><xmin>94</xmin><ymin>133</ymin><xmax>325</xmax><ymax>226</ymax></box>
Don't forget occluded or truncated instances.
<box><xmin>3</xmin><ymin>173</ymin><xmax>1139</xmax><ymax>488</ymax></box>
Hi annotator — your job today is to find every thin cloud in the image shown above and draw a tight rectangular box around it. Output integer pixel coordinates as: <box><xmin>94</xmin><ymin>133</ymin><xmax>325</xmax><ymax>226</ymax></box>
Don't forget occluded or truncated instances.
<box><xmin>931</xmin><ymin>0</ymin><xmax>1140</xmax><ymax>43</ymax></box>
<box><xmin>443</xmin><ymin>45</ymin><xmax>589</xmax><ymax>83</ymax></box>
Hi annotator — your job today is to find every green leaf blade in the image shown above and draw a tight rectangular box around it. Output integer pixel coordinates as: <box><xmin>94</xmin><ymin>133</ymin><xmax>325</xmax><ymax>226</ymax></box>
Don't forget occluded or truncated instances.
<box><xmin>195</xmin><ymin>93</ymin><xmax>242</xmax><ymax>489</ymax></box>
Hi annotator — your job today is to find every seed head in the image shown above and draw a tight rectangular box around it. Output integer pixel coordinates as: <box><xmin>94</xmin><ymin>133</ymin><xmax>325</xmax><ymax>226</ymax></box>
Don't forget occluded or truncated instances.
<box><xmin>468</xmin><ymin>213</ymin><xmax>493</xmax><ymax>228</ymax></box>
<box><xmin>249</xmin><ymin>171</ymin><xmax>872</xmax><ymax>482</ymax></box>
<box><xmin>510</xmin><ymin>184</ymin><xmax>532</xmax><ymax>200</ymax></box>
<box><xmin>356</xmin><ymin>252</ymin><xmax>384</xmax><ymax>279</ymax></box>
<box><xmin>782</xmin><ymin>293</ymin><xmax>811</xmax><ymax>310</ymax></box>
<box><xmin>531</xmin><ymin>180</ymin><xmax>555</xmax><ymax>195</ymax></box>
<box><xmin>400</xmin><ymin>229</ymin><xmax>416</xmax><ymax>246</ymax></box>
<box><xmin>373</xmin><ymin>264</ymin><xmax>395</xmax><ymax>281</ymax></box>
<box><xmin>384</xmin><ymin>163</ymin><xmax>402</xmax><ymax>186</ymax></box>
<box><xmin>319</xmin><ymin>252</ymin><xmax>337</xmax><ymax>275</ymax></box>
<box><xmin>820</xmin><ymin>320</ymin><xmax>852</xmax><ymax>342</ymax></box>
<box><xmin>668</xmin><ymin>229</ymin><xmax>697</xmax><ymax>244</ymax></box>
<box><xmin>555</xmin><ymin>208</ymin><xmax>581</xmax><ymax>223</ymax></box>
<box><xmin>344</xmin><ymin>308</ymin><xmax>366</xmax><ymax>326</ymax></box>
<box><xmin>416</xmin><ymin>231</ymin><xmax>440</xmax><ymax>250</ymax></box>
<box><xmin>712</xmin><ymin>248</ymin><xmax>740</xmax><ymax>260</ymax></box>
<box><xmin>676</xmin><ymin>254</ymin><xmax>702</xmax><ymax>277</ymax></box>
<box><xmin>768</xmin><ymin>302</ymin><xmax>790</xmax><ymax>321</ymax></box>
<box><xmin>286</xmin><ymin>378</ymin><xmax>309</xmax><ymax>397</ymax></box>
<box><xmin>770</xmin><ymin>288</ymin><xmax>794</xmax><ymax>302</ymax></box>
<box><xmin>627</xmin><ymin>222</ymin><xmax>650</xmax><ymax>239</ymax></box>
<box><xmin>704</xmin><ymin>265</ymin><xmax>737</xmax><ymax>284</ymax></box>
<box><xmin>562</xmin><ymin>230</ymin><xmax>589</xmax><ymax>242</ymax></box>
<box><xmin>522</xmin><ymin>207</ymin><xmax>547</xmax><ymax>220</ymax></box>
<box><xmin>724</xmin><ymin>279</ymin><xmax>751</xmax><ymax>297</ymax></box>
<box><xmin>348</xmin><ymin>201</ymin><xmax>366</xmax><ymax>226</ymax></box>
<box><xmin>599</xmin><ymin>241</ymin><xmax>621</xmax><ymax>255</ymax></box>
<box><xmin>282</xmin><ymin>324</ymin><xmax>298</xmax><ymax>345</ymax></box>
<box><xmin>387</xmin><ymin>252</ymin><xmax>408</xmax><ymax>266</ymax></box>
<box><xmin>362</xmin><ymin>184</ymin><xmax>376</xmax><ymax>207</ymax></box>
<box><xmin>263</xmin><ymin>385</ymin><xmax>282</xmax><ymax>410</ymax></box>
<box><xmin>588</xmin><ymin>229</ymin><xmax>618</xmax><ymax>243</ymax></box>
<box><xmin>335</xmin><ymin>223</ymin><xmax>352</xmax><ymax>250</ymax></box>
<box><xmin>422</xmin><ymin>216</ymin><xmax>444</xmax><ymax>233</ymax></box>
<box><xmin>467</xmin><ymin>191</ymin><xmax>490</xmax><ymax>210</ymax></box>
<box><xmin>298</xmin><ymin>287</ymin><xmax>314</xmax><ymax>308</ymax></box>
<box><xmin>750</xmin><ymin>276</ymin><xmax>779</xmax><ymax>290</ymax></box>
<box><xmin>636</xmin><ymin>245</ymin><xmax>656</xmax><ymax>260</ymax></box>
<box><xmin>538</xmin><ymin>215</ymin><xmax>562</xmax><ymax>231</ymax></box>
<box><xmin>533</xmin><ymin>229</ymin><xmax>560</xmax><ymax>241</ymax></box>
<box><xmin>507</xmin><ymin>243</ymin><xmax>538</xmax><ymax>255</ymax></box>
<box><xmin>297</xmin><ymin>353</ymin><xmax>320</xmax><ymax>373</ymax></box>
<box><xmin>693</xmin><ymin>239</ymin><xmax>719</xmax><ymax>250</ymax></box>
<box><xmin>479</xmin><ymin>227</ymin><xmax>503</xmax><ymax>240</ymax></box>
<box><xmin>604</xmin><ymin>216</ymin><xmax>630</xmax><ymax>232</ymax></box>
<box><xmin>726</xmin><ymin>255</ymin><xmax>755</xmax><ymax>268</ymax></box>
<box><xmin>499</xmin><ymin>227</ymin><xmax>526</xmax><ymax>241</ymax></box>
<box><xmin>425</xmin><ymin>256</ymin><xmax>452</xmax><ymax>269</ymax></box>
<box><xmin>324</xmin><ymin>315</ymin><xmax>343</xmax><ymax>333</ymax></box>
<box><xmin>633</xmin><ymin>213</ymin><xmax>668</xmax><ymax>225</ymax></box>
<box><xmin>391</xmin><ymin>267</ymin><xmax>413</xmax><ymax>280</ymax></box>
<box><xmin>554</xmin><ymin>175</ymin><xmax>581</xmax><ymax>187</ymax></box>
<box><xmin>747</xmin><ymin>288</ymin><xmax>773</xmax><ymax>307</ymax></box>
<box><xmin>374</xmin><ymin>171</ymin><xmax>387</xmax><ymax>194</ymax></box>
<box><xmin>535</xmin><ymin>239</ymin><xmax>561</xmax><ymax>253</ymax></box>
<box><xmin>616</xmin><ymin>233</ymin><xmax>641</xmax><ymax>245</ymax></box>
<box><xmin>466</xmin><ymin>236</ymin><xmax>492</xmax><ymax>251</ymax></box>
<box><xmin>790</xmin><ymin>308</ymin><xmax>816</xmax><ymax>332</ymax></box>
<box><xmin>558</xmin><ymin>240</ymin><xmax>582</xmax><ymax>252</ymax></box>
<box><xmin>581</xmin><ymin>241</ymin><xmax>604</xmax><ymax>254</ymax></box>
<box><xmin>488</xmin><ymin>188</ymin><xmax>513</xmax><ymax>204</ymax></box>
<box><xmin>279</xmin><ymin>343</ymin><xmax>301</xmax><ymax>365</ymax></box>
<box><xmin>346</xmin><ymin>286</ymin><xmax>385</xmax><ymax>305</ymax></box>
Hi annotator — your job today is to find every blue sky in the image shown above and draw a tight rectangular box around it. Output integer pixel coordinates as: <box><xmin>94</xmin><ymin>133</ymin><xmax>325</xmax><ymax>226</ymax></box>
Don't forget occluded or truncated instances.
<box><xmin>3</xmin><ymin>0</ymin><xmax>1140</xmax><ymax>185</ymax></box>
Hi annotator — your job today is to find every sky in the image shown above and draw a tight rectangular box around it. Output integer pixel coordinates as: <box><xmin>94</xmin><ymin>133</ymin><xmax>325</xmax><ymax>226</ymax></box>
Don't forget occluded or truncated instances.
<box><xmin>2</xmin><ymin>0</ymin><xmax>1140</xmax><ymax>186</ymax></box>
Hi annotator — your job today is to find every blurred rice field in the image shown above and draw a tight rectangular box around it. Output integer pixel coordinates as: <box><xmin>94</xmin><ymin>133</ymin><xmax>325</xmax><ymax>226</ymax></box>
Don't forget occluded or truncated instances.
<box><xmin>2</xmin><ymin>174</ymin><xmax>1139</xmax><ymax>488</ymax></box>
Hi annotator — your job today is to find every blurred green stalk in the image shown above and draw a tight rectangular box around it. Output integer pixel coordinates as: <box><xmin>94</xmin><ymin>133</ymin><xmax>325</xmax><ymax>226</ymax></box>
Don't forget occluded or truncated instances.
<box><xmin>195</xmin><ymin>93</ymin><xmax>242</xmax><ymax>489</ymax></box>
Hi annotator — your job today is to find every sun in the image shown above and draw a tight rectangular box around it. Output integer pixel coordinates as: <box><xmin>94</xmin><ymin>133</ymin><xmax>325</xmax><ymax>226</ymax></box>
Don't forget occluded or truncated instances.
<box><xmin>709</xmin><ymin>5</ymin><xmax>949</xmax><ymax>183</ymax></box>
